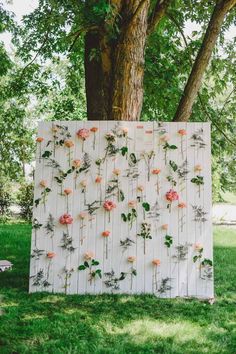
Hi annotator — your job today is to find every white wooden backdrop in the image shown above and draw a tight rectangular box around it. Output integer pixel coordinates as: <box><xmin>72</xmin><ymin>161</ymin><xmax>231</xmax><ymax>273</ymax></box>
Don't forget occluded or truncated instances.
<box><xmin>29</xmin><ymin>121</ymin><xmax>213</xmax><ymax>298</ymax></box>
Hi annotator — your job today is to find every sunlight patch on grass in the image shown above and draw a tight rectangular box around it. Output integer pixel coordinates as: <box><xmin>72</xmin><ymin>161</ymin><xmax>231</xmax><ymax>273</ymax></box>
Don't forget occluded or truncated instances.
<box><xmin>37</xmin><ymin>295</ymin><xmax>65</xmax><ymax>304</ymax></box>
<box><xmin>62</xmin><ymin>308</ymin><xmax>84</xmax><ymax>315</ymax></box>
<box><xmin>22</xmin><ymin>313</ymin><xmax>46</xmax><ymax>321</ymax></box>
<box><xmin>107</xmin><ymin>319</ymin><xmax>210</xmax><ymax>345</ymax></box>
<box><xmin>1</xmin><ymin>301</ymin><xmax>19</xmax><ymax>308</ymax></box>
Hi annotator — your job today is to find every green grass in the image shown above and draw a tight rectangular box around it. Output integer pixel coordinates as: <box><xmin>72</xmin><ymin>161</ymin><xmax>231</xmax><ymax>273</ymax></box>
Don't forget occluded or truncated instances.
<box><xmin>0</xmin><ymin>225</ymin><xmax>236</xmax><ymax>354</ymax></box>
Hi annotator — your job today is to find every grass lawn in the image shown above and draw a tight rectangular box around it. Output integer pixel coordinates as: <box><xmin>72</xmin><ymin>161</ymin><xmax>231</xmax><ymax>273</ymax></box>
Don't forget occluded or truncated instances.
<box><xmin>0</xmin><ymin>225</ymin><xmax>236</xmax><ymax>353</ymax></box>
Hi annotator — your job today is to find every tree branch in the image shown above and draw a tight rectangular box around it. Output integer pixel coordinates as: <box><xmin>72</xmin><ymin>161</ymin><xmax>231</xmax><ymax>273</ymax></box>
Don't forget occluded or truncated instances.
<box><xmin>147</xmin><ymin>0</ymin><xmax>172</xmax><ymax>34</ymax></box>
<box><xmin>169</xmin><ymin>12</ymin><xmax>236</xmax><ymax>146</ymax></box>
<box><xmin>173</xmin><ymin>0</ymin><xmax>236</xmax><ymax>122</ymax></box>
<box><xmin>68</xmin><ymin>26</ymin><xmax>99</xmax><ymax>52</ymax></box>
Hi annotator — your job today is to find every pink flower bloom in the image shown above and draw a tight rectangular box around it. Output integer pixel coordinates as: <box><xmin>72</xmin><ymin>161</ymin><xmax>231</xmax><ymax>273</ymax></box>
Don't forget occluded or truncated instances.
<box><xmin>166</xmin><ymin>189</ymin><xmax>179</xmax><ymax>202</ymax></box>
<box><xmin>128</xmin><ymin>200</ymin><xmax>137</xmax><ymax>208</ymax></box>
<box><xmin>195</xmin><ymin>164</ymin><xmax>202</xmax><ymax>172</ymax></box>
<box><xmin>95</xmin><ymin>176</ymin><xmax>102</xmax><ymax>183</ymax></box>
<box><xmin>178</xmin><ymin>202</ymin><xmax>186</xmax><ymax>208</ymax></box>
<box><xmin>152</xmin><ymin>259</ymin><xmax>161</xmax><ymax>266</ymax></box>
<box><xmin>178</xmin><ymin>129</ymin><xmax>187</xmax><ymax>136</ymax></box>
<box><xmin>59</xmin><ymin>213</ymin><xmax>73</xmax><ymax>225</ymax></box>
<box><xmin>36</xmin><ymin>137</ymin><xmax>44</xmax><ymax>143</ymax></box>
<box><xmin>39</xmin><ymin>180</ymin><xmax>47</xmax><ymax>188</ymax></box>
<box><xmin>77</xmin><ymin>128</ymin><xmax>90</xmax><ymax>140</ymax></box>
<box><xmin>90</xmin><ymin>127</ymin><xmax>98</xmax><ymax>133</ymax></box>
<box><xmin>122</xmin><ymin>127</ymin><xmax>129</xmax><ymax>134</ymax></box>
<box><xmin>51</xmin><ymin>125</ymin><xmax>59</xmax><ymax>133</ymax></box>
<box><xmin>102</xmin><ymin>230</ymin><xmax>110</xmax><ymax>237</ymax></box>
<box><xmin>64</xmin><ymin>188</ymin><xmax>72</xmax><ymax>195</ymax></box>
<box><xmin>64</xmin><ymin>139</ymin><xmax>74</xmax><ymax>148</ymax></box>
<box><xmin>47</xmin><ymin>252</ymin><xmax>56</xmax><ymax>259</ymax></box>
<box><xmin>113</xmin><ymin>168</ymin><xmax>121</xmax><ymax>176</ymax></box>
<box><xmin>72</xmin><ymin>159</ymin><xmax>81</xmax><ymax>168</ymax></box>
<box><xmin>103</xmin><ymin>200</ymin><xmax>116</xmax><ymax>212</ymax></box>
<box><xmin>160</xmin><ymin>134</ymin><xmax>170</xmax><ymax>142</ymax></box>
<box><xmin>152</xmin><ymin>169</ymin><xmax>161</xmax><ymax>175</ymax></box>
<box><xmin>78</xmin><ymin>212</ymin><xmax>87</xmax><ymax>220</ymax></box>
<box><xmin>127</xmin><ymin>256</ymin><xmax>136</xmax><ymax>263</ymax></box>
<box><xmin>84</xmin><ymin>251</ymin><xmax>95</xmax><ymax>260</ymax></box>
<box><xmin>137</xmin><ymin>185</ymin><xmax>144</xmax><ymax>192</ymax></box>
<box><xmin>80</xmin><ymin>180</ymin><xmax>87</xmax><ymax>188</ymax></box>
<box><xmin>194</xmin><ymin>243</ymin><xmax>203</xmax><ymax>251</ymax></box>
<box><xmin>162</xmin><ymin>224</ymin><xmax>168</xmax><ymax>230</ymax></box>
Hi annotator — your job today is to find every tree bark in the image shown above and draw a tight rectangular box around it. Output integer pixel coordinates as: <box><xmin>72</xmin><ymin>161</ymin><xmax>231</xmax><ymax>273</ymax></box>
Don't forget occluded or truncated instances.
<box><xmin>173</xmin><ymin>0</ymin><xmax>236</xmax><ymax>122</ymax></box>
<box><xmin>111</xmin><ymin>0</ymin><xmax>150</xmax><ymax>121</ymax></box>
<box><xmin>84</xmin><ymin>0</ymin><xmax>170</xmax><ymax>121</ymax></box>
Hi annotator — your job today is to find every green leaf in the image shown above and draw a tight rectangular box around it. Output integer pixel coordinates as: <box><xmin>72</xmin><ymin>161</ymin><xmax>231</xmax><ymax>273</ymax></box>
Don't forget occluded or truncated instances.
<box><xmin>121</xmin><ymin>213</ymin><xmax>127</xmax><ymax>222</ymax></box>
<box><xmin>170</xmin><ymin>145</ymin><xmax>178</xmax><ymax>150</ymax></box>
<box><xmin>92</xmin><ymin>260</ymin><xmax>99</xmax><ymax>266</ymax></box>
<box><xmin>34</xmin><ymin>198</ymin><xmax>40</xmax><ymax>207</ymax></box>
<box><xmin>169</xmin><ymin>160</ymin><xmax>178</xmax><ymax>172</ymax></box>
<box><xmin>42</xmin><ymin>150</ymin><xmax>52</xmax><ymax>158</ymax></box>
<box><xmin>78</xmin><ymin>265</ymin><xmax>86</xmax><ymax>270</ymax></box>
<box><xmin>84</xmin><ymin>261</ymin><xmax>89</xmax><ymax>268</ymax></box>
<box><xmin>121</xmin><ymin>146</ymin><xmax>128</xmax><ymax>156</ymax></box>
<box><xmin>142</xmin><ymin>202</ymin><xmax>150</xmax><ymax>212</ymax></box>
<box><xmin>119</xmin><ymin>190</ymin><xmax>125</xmax><ymax>201</ymax></box>
<box><xmin>193</xmin><ymin>255</ymin><xmax>198</xmax><ymax>263</ymax></box>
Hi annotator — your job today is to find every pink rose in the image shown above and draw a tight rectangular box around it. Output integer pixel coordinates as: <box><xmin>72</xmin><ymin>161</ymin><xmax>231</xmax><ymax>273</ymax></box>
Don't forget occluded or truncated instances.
<box><xmin>152</xmin><ymin>259</ymin><xmax>161</xmax><ymax>266</ymax></box>
<box><xmin>59</xmin><ymin>213</ymin><xmax>73</xmax><ymax>225</ymax></box>
<box><xmin>178</xmin><ymin>202</ymin><xmax>186</xmax><ymax>208</ymax></box>
<box><xmin>166</xmin><ymin>189</ymin><xmax>179</xmax><ymax>202</ymax></box>
<box><xmin>127</xmin><ymin>256</ymin><xmax>136</xmax><ymax>263</ymax></box>
<box><xmin>194</xmin><ymin>243</ymin><xmax>203</xmax><ymax>251</ymax></box>
<box><xmin>84</xmin><ymin>251</ymin><xmax>95</xmax><ymax>260</ymax></box>
<box><xmin>128</xmin><ymin>200</ymin><xmax>137</xmax><ymax>208</ymax></box>
<box><xmin>178</xmin><ymin>129</ymin><xmax>187</xmax><ymax>136</ymax></box>
<box><xmin>102</xmin><ymin>230</ymin><xmax>110</xmax><ymax>237</ymax></box>
<box><xmin>103</xmin><ymin>200</ymin><xmax>116</xmax><ymax>212</ymax></box>
<box><xmin>77</xmin><ymin>128</ymin><xmax>90</xmax><ymax>140</ymax></box>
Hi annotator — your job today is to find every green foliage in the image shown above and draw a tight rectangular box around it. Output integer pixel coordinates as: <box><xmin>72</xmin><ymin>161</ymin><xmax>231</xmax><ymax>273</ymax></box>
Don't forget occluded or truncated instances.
<box><xmin>164</xmin><ymin>235</ymin><xmax>173</xmax><ymax>248</ymax></box>
<box><xmin>16</xmin><ymin>182</ymin><xmax>34</xmax><ymax>221</ymax></box>
<box><xmin>0</xmin><ymin>225</ymin><xmax>236</xmax><ymax>353</ymax></box>
<box><xmin>191</xmin><ymin>175</ymin><xmax>204</xmax><ymax>186</ymax></box>
<box><xmin>142</xmin><ymin>202</ymin><xmax>150</xmax><ymax>212</ymax></box>
<box><xmin>0</xmin><ymin>176</ymin><xmax>13</xmax><ymax>220</ymax></box>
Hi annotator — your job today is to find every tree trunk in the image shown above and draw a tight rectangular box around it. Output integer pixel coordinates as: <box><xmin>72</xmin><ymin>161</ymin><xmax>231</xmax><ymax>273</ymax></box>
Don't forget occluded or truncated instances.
<box><xmin>173</xmin><ymin>0</ymin><xmax>236</xmax><ymax>122</ymax></box>
<box><xmin>111</xmin><ymin>0</ymin><xmax>150</xmax><ymax>121</ymax></box>
<box><xmin>84</xmin><ymin>31</ymin><xmax>112</xmax><ymax>121</ymax></box>
<box><xmin>85</xmin><ymin>0</ymin><xmax>151</xmax><ymax>121</ymax></box>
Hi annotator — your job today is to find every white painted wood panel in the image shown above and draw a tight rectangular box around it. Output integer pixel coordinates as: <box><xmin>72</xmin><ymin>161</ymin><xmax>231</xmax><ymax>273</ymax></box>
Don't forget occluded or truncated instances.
<box><xmin>30</xmin><ymin>121</ymin><xmax>213</xmax><ymax>298</ymax></box>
